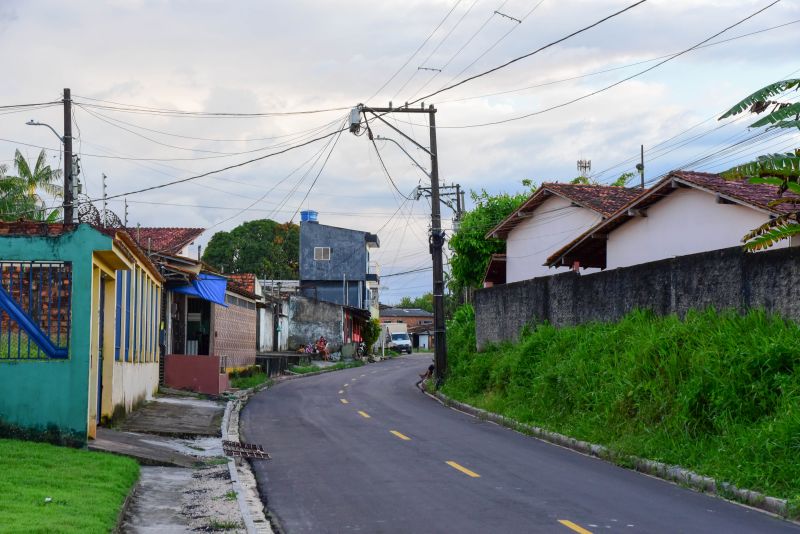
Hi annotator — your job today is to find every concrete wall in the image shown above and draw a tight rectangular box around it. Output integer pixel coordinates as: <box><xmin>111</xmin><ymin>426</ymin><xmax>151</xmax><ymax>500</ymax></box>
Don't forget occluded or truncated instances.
<box><xmin>475</xmin><ymin>245</ymin><xmax>800</xmax><ymax>350</ymax></box>
<box><xmin>506</xmin><ymin>196</ymin><xmax>602</xmax><ymax>282</ymax></box>
<box><xmin>286</xmin><ymin>295</ymin><xmax>343</xmax><ymax>351</ymax></box>
<box><xmin>300</xmin><ymin>281</ymin><xmax>366</xmax><ymax>308</ymax></box>
<box><xmin>110</xmin><ymin>361</ymin><xmax>159</xmax><ymax>414</ymax></box>
<box><xmin>258</xmin><ymin>304</ymin><xmax>290</xmax><ymax>353</ymax></box>
<box><xmin>607</xmin><ymin>188</ymin><xmax>790</xmax><ymax>269</ymax></box>
<box><xmin>300</xmin><ymin>221</ymin><xmax>368</xmax><ymax>282</ymax></box>
<box><xmin>0</xmin><ymin>225</ymin><xmax>111</xmax><ymax>442</ymax></box>
<box><xmin>164</xmin><ymin>353</ymin><xmax>229</xmax><ymax>395</ymax></box>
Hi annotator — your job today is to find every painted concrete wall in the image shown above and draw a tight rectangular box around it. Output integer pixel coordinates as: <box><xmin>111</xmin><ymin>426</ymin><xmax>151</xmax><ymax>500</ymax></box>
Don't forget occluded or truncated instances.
<box><xmin>164</xmin><ymin>354</ymin><xmax>229</xmax><ymax>395</ymax></box>
<box><xmin>475</xmin><ymin>245</ymin><xmax>800</xmax><ymax>349</ymax></box>
<box><xmin>300</xmin><ymin>221</ymin><xmax>369</xmax><ymax>282</ymax></box>
<box><xmin>110</xmin><ymin>361</ymin><xmax>159</xmax><ymax>414</ymax></box>
<box><xmin>300</xmin><ymin>281</ymin><xmax>366</xmax><ymax>308</ymax></box>
<box><xmin>286</xmin><ymin>295</ymin><xmax>342</xmax><ymax>351</ymax></box>
<box><xmin>0</xmin><ymin>225</ymin><xmax>111</xmax><ymax>442</ymax></box>
<box><xmin>606</xmin><ymin>188</ymin><xmax>788</xmax><ymax>269</ymax></box>
<box><xmin>505</xmin><ymin>196</ymin><xmax>602</xmax><ymax>283</ymax></box>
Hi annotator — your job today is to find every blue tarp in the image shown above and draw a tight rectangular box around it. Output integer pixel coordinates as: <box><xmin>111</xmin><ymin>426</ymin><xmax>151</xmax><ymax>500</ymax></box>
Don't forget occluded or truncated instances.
<box><xmin>169</xmin><ymin>273</ymin><xmax>228</xmax><ymax>306</ymax></box>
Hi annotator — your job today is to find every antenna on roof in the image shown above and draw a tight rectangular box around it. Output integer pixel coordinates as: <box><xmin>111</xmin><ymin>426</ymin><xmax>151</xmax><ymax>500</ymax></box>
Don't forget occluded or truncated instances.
<box><xmin>577</xmin><ymin>159</ymin><xmax>591</xmax><ymax>178</ymax></box>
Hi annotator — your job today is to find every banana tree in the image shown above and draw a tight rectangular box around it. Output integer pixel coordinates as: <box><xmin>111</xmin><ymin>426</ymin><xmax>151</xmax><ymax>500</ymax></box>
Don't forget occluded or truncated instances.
<box><xmin>719</xmin><ymin>79</ymin><xmax>800</xmax><ymax>250</ymax></box>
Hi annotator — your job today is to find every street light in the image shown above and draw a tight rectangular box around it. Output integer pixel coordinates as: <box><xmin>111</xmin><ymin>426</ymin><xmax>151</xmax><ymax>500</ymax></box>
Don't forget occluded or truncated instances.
<box><xmin>25</xmin><ymin>113</ymin><xmax>75</xmax><ymax>223</ymax></box>
<box><xmin>26</xmin><ymin>120</ymin><xmax>64</xmax><ymax>142</ymax></box>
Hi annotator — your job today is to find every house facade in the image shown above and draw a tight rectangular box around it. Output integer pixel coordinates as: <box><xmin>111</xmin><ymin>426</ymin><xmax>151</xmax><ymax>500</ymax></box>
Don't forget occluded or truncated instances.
<box><xmin>486</xmin><ymin>184</ymin><xmax>641</xmax><ymax>284</ymax></box>
<box><xmin>299</xmin><ymin>211</ymin><xmax>379</xmax><ymax>312</ymax></box>
<box><xmin>547</xmin><ymin>171</ymin><xmax>800</xmax><ymax>270</ymax></box>
<box><xmin>0</xmin><ymin>223</ymin><xmax>162</xmax><ymax>443</ymax></box>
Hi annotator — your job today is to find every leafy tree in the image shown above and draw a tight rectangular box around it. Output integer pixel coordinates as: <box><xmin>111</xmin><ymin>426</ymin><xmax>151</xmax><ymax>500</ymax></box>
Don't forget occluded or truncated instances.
<box><xmin>0</xmin><ymin>150</ymin><xmax>62</xmax><ymax>222</ymax></box>
<box><xmin>719</xmin><ymin>79</ymin><xmax>800</xmax><ymax>250</ymax></box>
<box><xmin>361</xmin><ymin>318</ymin><xmax>382</xmax><ymax>352</ymax></box>
<box><xmin>397</xmin><ymin>293</ymin><xmax>433</xmax><ymax>312</ymax></box>
<box><xmin>448</xmin><ymin>188</ymin><xmax>529</xmax><ymax>290</ymax></box>
<box><xmin>202</xmin><ymin>219</ymin><xmax>299</xmax><ymax>278</ymax></box>
<box><xmin>570</xmin><ymin>171</ymin><xmax>635</xmax><ymax>186</ymax></box>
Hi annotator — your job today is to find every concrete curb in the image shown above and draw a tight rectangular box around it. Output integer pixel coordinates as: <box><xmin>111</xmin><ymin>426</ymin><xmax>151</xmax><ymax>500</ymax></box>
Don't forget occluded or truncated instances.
<box><xmin>112</xmin><ymin>473</ymin><xmax>140</xmax><ymax>534</ymax></box>
<box><xmin>423</xmin><ymin>387</ymin><xmax>792</xmax><ymax>519</ymax></box>
<box><xmin>222</xmin><ymin>397</ymin><xmax>272</xmax><ymax>533</ymax></box>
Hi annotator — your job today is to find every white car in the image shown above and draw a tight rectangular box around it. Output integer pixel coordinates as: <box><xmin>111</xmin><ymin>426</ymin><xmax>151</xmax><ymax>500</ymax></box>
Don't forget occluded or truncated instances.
<box><xmin>388</xmin><ymin>332</ymin><xmax>413</xmax><ymax>354</ymax></box>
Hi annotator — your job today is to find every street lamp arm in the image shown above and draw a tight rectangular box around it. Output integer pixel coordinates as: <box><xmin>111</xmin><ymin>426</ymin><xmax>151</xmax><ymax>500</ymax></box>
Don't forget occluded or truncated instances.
<box><xmin>375</xmin><ymin>136</ymin><xmax>431</xmax><ymax>179</ymax></box>
<box><xmin>25</xmin><ymin>120</ymin><xmax>64</xmax><ymax>142</ymax></box>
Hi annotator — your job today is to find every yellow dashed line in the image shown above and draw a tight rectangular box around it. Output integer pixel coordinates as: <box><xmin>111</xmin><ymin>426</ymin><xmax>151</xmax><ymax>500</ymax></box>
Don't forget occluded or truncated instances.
<box><xmin>360</xmin><ymin>374</ymin><xmax>366</xmax><ymax>377</ymax></box>
<box><xmin>357</xmin><ymin>410</ymin><xmax>371</xmax><ymax>419</ymax></box>
<box><xmin>343</xmin><ymin>384</ymin><xmax>349</xmax><ymax>388</ymax></box>
<box><xmin>445</xmin><ymin>461</ymin><xmax>480</xmax><ymax>478</ymax></box>
<box><xmin>390</xmin><ymin>430</ymin><xmax>411</xmax><ymax>441</ymax></box>
<box><xmin>338</xmin><ymin>390</ymin><xmax>344</xmax><ymax>394</ymax></box>
<box><xmin>340</xmin><ymin>399</ymin><xmax>349</xmax><ymax>404</ymax></box>
<box><xmin>558</xmin><ymin>520</ymin><xmax>593</xmax><ymax>534</ymax></box>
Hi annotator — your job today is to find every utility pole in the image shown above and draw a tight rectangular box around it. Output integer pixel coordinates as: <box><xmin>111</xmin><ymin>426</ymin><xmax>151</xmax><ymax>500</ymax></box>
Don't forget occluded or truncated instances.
<box><xmin>636</xmin><ymin>144</ymin><xmax>645</xmax><ymax>188</ymax></box>
<box><xmin>101</xmin><ymin>173</ymin><xmax>107</xmax><ymax>227</ymax></box>
<box><xmin>353</xmin><ymin>103</ymin><xmax>448</xmax><ymax>381</ymax></box>
<box><xmin>123</xmin><ymin>198</ymin><xmax>129</xmax><ymax>227</ymax></box>
<box><xmin>63</xmin><ymin>88</ymin><xmax>73</xmax><ymax>224</ymax></box>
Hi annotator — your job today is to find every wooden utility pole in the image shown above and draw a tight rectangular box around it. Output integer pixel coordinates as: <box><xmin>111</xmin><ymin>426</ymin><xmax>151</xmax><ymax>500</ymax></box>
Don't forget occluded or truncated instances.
<box><xmin>356</xmin><ymin>104</ymin><xmax>448</xmax><ymax>380</ymax></box>
<box><xmin>63</xmin><ymin>88</ymin><xmax>74</xmax><ymax>224</ymax></box>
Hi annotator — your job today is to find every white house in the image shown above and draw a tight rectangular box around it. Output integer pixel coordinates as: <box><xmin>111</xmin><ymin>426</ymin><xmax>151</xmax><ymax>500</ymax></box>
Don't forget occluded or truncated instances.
<box><xmin>546</xmin><ymin>170</ymin><xmax>800</xmax><ymax>270</ymax></box>
<box><xmin>485</xmin><ymin>183</ymin><xmax>642</xmax><ymax>284</ymax></box>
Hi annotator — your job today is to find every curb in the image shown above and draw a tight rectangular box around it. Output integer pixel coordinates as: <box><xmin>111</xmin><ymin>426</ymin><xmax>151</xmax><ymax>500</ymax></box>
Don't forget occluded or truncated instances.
<box><xmin>112</xmin><ymin>472</ymin><xmax>140</xmax><ymax>534</ymax></box>
<box><xmin>422</xmin><ymin>386</ymin><xmax>792</xmax><ymax>520</ymax></box>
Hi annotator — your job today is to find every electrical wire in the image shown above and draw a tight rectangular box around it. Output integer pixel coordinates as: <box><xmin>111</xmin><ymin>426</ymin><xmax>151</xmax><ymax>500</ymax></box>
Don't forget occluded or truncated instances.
<box><xmin>74</xmin><ymin>96</ymin><xmax>349</xmax><ymax>117</ymax></box>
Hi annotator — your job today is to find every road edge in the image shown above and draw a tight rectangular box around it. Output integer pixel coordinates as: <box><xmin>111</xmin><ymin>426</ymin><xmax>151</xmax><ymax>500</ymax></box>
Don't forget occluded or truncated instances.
<box><xmin>421</xmin><ymin>385</ymin><xmax>796</xmax><ymax>521</ymax></box>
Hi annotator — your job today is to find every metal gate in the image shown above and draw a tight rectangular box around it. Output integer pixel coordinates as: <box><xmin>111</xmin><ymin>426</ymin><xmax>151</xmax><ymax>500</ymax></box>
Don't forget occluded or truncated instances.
<box><xmin>0</xmin><ymin>262</ymin><xmax>72</xmax><ymax>360</ymax></box>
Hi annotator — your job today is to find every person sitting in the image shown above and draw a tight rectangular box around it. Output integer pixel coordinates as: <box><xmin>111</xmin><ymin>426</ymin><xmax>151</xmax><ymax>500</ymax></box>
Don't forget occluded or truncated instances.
<box><xmin>315</xmin><ymin>336</ymin><xmax>330</xmax><ymax>361</ymax></box>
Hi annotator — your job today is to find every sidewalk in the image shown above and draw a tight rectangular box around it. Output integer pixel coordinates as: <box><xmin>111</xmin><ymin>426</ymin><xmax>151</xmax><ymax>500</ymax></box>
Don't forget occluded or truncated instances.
<box><xmin>92</xmin><ymin>393</ymin><xmax>251</xmax><ymax>533</ymax></box>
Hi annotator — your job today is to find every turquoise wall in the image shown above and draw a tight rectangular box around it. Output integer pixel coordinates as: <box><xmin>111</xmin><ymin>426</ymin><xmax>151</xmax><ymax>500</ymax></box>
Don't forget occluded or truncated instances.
<box><xmin>0</xmin><ymin>225</ymin><xmax>112</xmax><ymax>442</ymax></box>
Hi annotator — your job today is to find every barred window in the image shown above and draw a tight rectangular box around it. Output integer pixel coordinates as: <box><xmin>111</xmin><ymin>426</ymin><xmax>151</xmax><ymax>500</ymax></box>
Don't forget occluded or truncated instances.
<box><xmin>314</xmin><ymin>247</ymin><xmax>330</xmax><ymax>261</ymax></box>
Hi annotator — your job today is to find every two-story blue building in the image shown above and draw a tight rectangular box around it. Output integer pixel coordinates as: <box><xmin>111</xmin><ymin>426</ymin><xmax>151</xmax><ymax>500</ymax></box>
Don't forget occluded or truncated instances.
<box><xmin>298</xmin><ymin>211</ymin><xmax>379</xmax><ymax>315</ymax></box>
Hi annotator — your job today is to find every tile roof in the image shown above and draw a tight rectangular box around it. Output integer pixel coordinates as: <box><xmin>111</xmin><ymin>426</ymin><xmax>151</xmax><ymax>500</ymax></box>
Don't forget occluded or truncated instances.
<box><xmin>227</xmin><ymin>273</ymin><xmax>257</xmax><ymax>294</ymax></box>
<box><xmin>131</xmin><ymin>227</ymin><xmax>204</xmax><ymax>255</ymax></box>
<box><xmin>487</xmin><ymin>184</ymin><xmax>643</xmax><ymax>239</ymax></box>
<box><xmin>380</xmin><ymin>307</ymin><xmax>434</xmax><ymax>317</ymax></box>
<box><xmin>545</xmin><ymin>170</ymin><xmax>800</xmax><ymax>270</ymax></box>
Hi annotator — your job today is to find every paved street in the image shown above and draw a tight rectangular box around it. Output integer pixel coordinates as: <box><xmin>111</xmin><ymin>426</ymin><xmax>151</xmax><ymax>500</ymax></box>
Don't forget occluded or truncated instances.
<box><xmin>241</xmin><ymin>355</ymin><xmax>800</xmax><ymax>534</ymax></box>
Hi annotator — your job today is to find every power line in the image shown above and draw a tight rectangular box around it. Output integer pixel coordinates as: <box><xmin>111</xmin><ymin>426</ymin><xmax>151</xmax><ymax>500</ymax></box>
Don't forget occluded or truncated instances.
<box><xmin>74</xmin><ymin>96</ymin><xmax>349</xmax><ymax>117</ymax></box>
<box><xmin>0</xmin><ymin>100</ymin><xmax>61</xmax><ymax>110</ymax></box>
<box><xmin>416</xmin><ymin>0</ymin><xmax>781</xmax><ymax>129</ymax></box>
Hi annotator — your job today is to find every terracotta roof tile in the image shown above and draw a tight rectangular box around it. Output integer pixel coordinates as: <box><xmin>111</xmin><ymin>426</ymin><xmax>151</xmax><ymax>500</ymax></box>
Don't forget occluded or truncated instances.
<box><xmin>131</xmin><ymin>227</ymin><xmax>204</xmax><ymax>255</ymax></box>
<box><xmin>227</xmin><ymin>273</ymin><xmax>257</xmax><ymax>294</ymax></box>
<box><xmin>671</xmin><ymin>171</ymin><xmax>800</xmax><ymax>214</ymax></box>
<box><xmin>487</xmin><ymin>184</ymin><xmax>643</xmax><ymax>239</ymax></box>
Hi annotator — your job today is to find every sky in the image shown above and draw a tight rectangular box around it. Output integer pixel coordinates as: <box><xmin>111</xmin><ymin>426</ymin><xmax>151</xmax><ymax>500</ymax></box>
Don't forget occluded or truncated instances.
<box><xmin>0</xmin><ymin>0</ymin><xmax>798</xmax><ymax>302</ymax></box>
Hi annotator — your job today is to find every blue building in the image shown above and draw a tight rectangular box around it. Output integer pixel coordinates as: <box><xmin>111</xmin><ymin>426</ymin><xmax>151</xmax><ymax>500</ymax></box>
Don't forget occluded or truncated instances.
<box><xmin>298</xmin><ymin>211</ymin><xmax>379</xmax><ymax>314</ymax></box>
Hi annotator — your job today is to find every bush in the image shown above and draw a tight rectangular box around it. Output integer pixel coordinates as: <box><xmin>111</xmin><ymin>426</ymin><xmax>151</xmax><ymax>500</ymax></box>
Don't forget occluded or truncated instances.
<box><xmin>442</xmin><ymin>306</ymin><xmax>800</xmax><ymax>500</ymax></box>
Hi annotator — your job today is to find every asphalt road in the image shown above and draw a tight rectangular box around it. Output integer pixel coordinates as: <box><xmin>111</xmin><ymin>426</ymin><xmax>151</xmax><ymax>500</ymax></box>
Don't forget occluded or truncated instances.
<box><xmin>241</xmin><ymin>354</ymin><xmax>800</xmax><ymax>534</ymax></box>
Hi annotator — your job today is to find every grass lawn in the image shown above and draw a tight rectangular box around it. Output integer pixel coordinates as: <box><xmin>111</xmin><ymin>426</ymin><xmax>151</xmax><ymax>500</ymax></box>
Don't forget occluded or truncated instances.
<box><xmin>289</xmin><ymin>360</ymin><xmax>365</xmax><ymax>374</ymax></box>
<box><xmin>229</xmin><ymin>370</ymin><xmax>271</xmax><ymax>390</ymax></box>
<box><xmin>0</xmin><ymin>439</ymin><xmax>139</xmax><ymax>533</ymax></box>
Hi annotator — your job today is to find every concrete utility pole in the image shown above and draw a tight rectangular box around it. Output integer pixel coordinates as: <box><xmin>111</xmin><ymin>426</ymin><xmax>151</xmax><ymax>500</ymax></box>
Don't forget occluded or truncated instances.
<box><xmin>63</xmin><ymin>88</ymin><xmax>73</xmax><ymax>224</ymax></box>
<box><xmin>353</xmin><ymin>104</ymin><xmax>448</xmax><ymax>380</ymax></box>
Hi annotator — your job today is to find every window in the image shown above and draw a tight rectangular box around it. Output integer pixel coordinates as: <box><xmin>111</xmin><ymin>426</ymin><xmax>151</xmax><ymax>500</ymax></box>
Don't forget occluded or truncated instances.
<box><xmin>314</xmin><ymin>246</ymin><xmax>330</xmax><ymax>261</ymax></box>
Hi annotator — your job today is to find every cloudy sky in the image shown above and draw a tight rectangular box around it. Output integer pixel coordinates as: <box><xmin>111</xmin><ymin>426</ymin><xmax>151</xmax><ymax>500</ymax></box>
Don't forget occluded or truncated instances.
<box><xmin>1</xmin><ymin>0</ymin><xmax>798</xmax><ymax>301</ymax></box>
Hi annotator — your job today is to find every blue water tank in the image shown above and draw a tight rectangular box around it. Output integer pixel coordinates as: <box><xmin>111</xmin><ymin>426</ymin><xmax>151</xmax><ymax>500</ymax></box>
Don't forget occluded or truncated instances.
<box><xmin>300</xmin><ymin>210</ymin><xmax>318</xmax><ymax>223</ymax></box>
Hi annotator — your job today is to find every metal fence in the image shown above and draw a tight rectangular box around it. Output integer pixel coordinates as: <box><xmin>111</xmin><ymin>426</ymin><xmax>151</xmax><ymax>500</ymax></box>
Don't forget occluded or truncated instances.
<box><xmin>0</xmin><ymin>261</ymin><xmax>72</xmax><ymax>360</ymax></box>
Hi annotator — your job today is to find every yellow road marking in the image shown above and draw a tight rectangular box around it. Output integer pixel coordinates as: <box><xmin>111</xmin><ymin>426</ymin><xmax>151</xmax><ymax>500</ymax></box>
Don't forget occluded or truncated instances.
<box><xmin>390</xmin><ymin>430</ymin><xmax>411</xmax><ymax>441</ymax></box>
<box><xmin>558</xmin><ymin>520</ymin><xmax>593</xmax><ymax>534</ymax></box>
<box><xmin>357</xmin><ymin>410</ymin><xmax>371</xmax><ymax>419</ymax></box>
<box><xmin>338</xmin><ymin>390</ymin><xmax>344</xmax><ymax>394</ymax></box>
<box><xmin>360</xmin><ymin>374</ymin><xmax>366</xmax><ymax>377</ymax></box>
<box><xmin>343</xmin><ymin>384</ymin><xmax>349</xmax><ymax>387</ymax></box>
<box><xmin>445</xmin><ymin>461</ymin><xmax>480</xmax><ymax>478</ymax></box>
<box><xmin>340</xmin><ymin>399</ymin><xmax>349</xmax><ymax>404</ymax></box>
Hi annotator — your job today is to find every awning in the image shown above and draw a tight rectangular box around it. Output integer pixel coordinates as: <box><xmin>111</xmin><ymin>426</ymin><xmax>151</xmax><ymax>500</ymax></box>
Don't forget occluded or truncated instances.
<box><xmin>168</xmin><ymin>273</ymin><xmax>228</xmax><ymax>306</ymax></box>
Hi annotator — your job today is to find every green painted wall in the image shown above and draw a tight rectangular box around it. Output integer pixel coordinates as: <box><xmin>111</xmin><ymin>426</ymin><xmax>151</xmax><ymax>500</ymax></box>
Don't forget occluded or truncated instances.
<box><xmin>0</xmin><ymin>225</ymin><xmax>112</xmax><ymax>442</ymax></box>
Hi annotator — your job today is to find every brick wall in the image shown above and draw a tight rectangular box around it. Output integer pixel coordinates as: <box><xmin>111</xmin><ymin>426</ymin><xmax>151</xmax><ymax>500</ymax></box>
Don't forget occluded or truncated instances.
<box><xmin>214</xmin><ymin>300</ymin><xmax>257</xmax><ymax>369</ymax></box>
<box><xmin>380</xmin><ymin>316</ymin><xmax>433</xmax><ymax>329</ymax></box>
<box><xmin>475</xmin><ymin>245</ymin><xmax>800</xmax><ymax>350</ymax></box>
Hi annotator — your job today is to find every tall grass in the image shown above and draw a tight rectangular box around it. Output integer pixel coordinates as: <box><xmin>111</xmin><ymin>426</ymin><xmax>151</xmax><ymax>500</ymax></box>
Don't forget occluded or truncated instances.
<box><xmin>443</xmin><ymin>305</ymin><xmax>800</xmax><ymax>503</ymax></box>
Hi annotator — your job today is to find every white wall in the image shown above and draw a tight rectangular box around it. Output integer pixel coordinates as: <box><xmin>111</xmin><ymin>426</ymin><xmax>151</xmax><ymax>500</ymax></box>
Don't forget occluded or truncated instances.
<box><xmin>505</xmin><ymin>195</ymin><xmax>602</xmax><ymax>283</ymax></box>
<box><xmin>111</xmin><ymin>362</ymin><xmax>159</xmax><ymax>414</ymax></box>
<box><xmin>606</xmin><ymin>187</ymin><xmax>788</xmax><ymax>269</ymax></box>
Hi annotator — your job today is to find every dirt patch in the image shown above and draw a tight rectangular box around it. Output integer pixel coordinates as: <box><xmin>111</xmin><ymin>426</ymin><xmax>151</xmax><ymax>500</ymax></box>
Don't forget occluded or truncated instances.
<box><xmin>182</xmin><ymin>465</ymin><xmax>245</xmax><ymax>533</ymax></box>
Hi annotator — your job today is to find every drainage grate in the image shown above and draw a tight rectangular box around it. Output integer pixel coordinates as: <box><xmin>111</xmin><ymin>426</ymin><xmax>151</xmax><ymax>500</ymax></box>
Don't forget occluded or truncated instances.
<box><xmin>223</xmin><ymin>440</ymin><xmax>271</xmax><ymax>459</ymax></box>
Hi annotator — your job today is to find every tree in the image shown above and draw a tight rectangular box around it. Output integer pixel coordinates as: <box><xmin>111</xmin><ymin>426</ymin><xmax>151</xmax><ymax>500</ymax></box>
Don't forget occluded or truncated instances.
<box><xmin>570</xmin><ymin>171</ymin><xmax>635</xmax><ymax>186</ymax></box>
<box><xmin>361</xmin><ymin>318</ymin><xmax>382</xmax><ymax>352</ymax></box>
<box><xmin>0</xmin><ymin>150</ymin><xmax>62</xmax><ymax>222</ymax></box>
<box><xmin>719</xmin><ymin>79</ymin><xmax>800</xmax><ymax>250</ymax></box>
<box><xmin>448</xmin><ymin>188</ymin><xmax>529</xmax><ymax>291</ymax></box>
<box><xmin>202</xmin><ymin>219</ymin><xmax>300</xmax><ymax>278</ymax></box>
<box><xmin>397</xmin><ymin>293</ymin><xmax>433</xmax><ymax>312</ymax></box>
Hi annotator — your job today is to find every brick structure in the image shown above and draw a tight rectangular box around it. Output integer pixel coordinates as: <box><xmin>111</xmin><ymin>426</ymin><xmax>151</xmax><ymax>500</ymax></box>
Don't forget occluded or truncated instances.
<box><xmin>214</xmin><ymin>290</ymin><xmax>257</xmax><ymax>370</ymax></box>
<box><xmin>379</xmin><ymin>307</ymin><xmax>434</xmax><ymax>329</ymax></box>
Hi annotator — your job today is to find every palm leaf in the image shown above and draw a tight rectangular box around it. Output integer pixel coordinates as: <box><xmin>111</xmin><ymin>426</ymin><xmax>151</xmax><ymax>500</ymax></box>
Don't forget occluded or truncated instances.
<box><xmin>744</xmin><ymin>221</ymin><xmax>800</xmax><ymax>251</ymax></box>
<box><xmin>749</xmin><ymin>102</ymin><xmax>800</xmax><ymax>129</ymax></box>
<box><xmin>719</xmin><ymin>79</ymin><xmax>800</xmax><ymax>120</ymax></box>
<box><xmin>742</xmin><ymin>214</ymin><xmax>794</xmax><ymax>242</ymax></box>
<box><xmin>767</xmin><ymin>196</ymin><xmax>800</xmax><ymax>208</ymax></box>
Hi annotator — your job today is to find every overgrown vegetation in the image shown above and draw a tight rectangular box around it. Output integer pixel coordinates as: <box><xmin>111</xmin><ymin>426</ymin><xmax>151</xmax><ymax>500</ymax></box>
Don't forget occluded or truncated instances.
<box><xmin>0</xmin><ymin>418</ymin><xmax>84</xmax><ymax>447</ymax></box>
<box><xmin>443</xmin><ymin>305</ymin><xmax>800</xmax><ymax>502</ymax></box>
<box><xmin>228</xmin><ymin>366</ymin><xmax>271</xmax><ymax>390</ymax></box>
<box><xmin>0</xmin><ymin>439</ymin><xmax>139</xmax><ymax>532</ymax></box>
<box><xmin>289</xmin><ymin>360</ymin><xmax>365</xmax><ymax>374</ymax></box>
